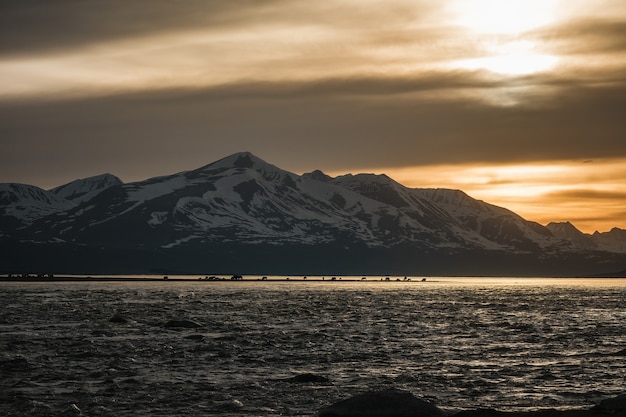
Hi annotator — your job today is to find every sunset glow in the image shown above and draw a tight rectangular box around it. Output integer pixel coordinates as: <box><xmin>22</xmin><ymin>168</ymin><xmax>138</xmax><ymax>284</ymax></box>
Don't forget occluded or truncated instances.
<box><xmin>375</xmin><ymin>159</ymin><xmax>626</xmax><ymax>234</ymax></box>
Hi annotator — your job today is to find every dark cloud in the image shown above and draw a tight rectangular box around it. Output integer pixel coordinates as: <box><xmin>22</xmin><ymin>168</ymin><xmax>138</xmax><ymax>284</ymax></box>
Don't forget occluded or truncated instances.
<box><xmin>546</xmin><ymin>189</ymin><xmax>626</xmax><ymax>201</ymax></box>
<box><xmin>129</xmin><ymin>71</ymin><xmax>507</xmax><ymax>99</ymax></box>
<box><xmin>0</xmin><ymin>0</ymin><xmax>439</xmax><ymax>57</ymax></box>
<box><xmin>2</xmin><ymin>70</ymin><xmax>626</xmax><ymax>188</ymax></box>
<box><xmin>537</xmin><ymin>18</ymin><xmax>626</xmax><ymax>55</ymax></box>
<box><xmin>559</xmin><ymin>211</ymin><xmax>626</xmax><ymax>232</ymax></box>
<box><xmin>0</xmin><ymin>0</ymin><xmax>288</xmax><ymax>56</ymax></box>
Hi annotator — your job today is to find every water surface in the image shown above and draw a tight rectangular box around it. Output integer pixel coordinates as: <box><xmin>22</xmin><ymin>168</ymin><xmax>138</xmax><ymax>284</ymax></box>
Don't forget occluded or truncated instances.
<box><xmin>1</xmin><ymin>277</ymin><xmax>624</xmax><ymax>416</ymax></box>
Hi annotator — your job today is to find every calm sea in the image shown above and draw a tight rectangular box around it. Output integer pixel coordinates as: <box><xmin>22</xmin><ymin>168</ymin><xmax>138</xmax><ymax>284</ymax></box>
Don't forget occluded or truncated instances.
<box><xmin>1</xmin><ymin>277</ymin><xmax>625</xmax><ymax>416</ymax></box>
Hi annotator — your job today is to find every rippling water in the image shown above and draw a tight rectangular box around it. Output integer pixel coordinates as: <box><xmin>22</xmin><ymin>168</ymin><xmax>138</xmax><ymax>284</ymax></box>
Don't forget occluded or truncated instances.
<box><xmin>1</xmin><ymin>277</ymin><xmax>625</xmax><ymax>416</ymax></box>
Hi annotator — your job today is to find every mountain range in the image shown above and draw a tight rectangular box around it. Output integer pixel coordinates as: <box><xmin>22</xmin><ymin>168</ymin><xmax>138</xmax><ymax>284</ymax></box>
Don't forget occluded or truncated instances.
<box><xmin>1</xmin><ymin>152</ymin><xmax>625</xmax><ymax>276</ymax></box>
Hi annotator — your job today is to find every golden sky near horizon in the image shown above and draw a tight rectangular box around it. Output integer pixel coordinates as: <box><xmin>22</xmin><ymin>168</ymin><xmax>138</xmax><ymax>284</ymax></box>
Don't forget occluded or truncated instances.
<box><xmin>1</xmin><ymin>0</ymin><xmax>626</xmax><ymax>233</ymax></box>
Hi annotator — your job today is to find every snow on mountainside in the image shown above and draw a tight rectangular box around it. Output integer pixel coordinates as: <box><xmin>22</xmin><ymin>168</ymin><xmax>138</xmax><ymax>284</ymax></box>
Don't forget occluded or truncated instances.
<box><xmin>50</xmin><ymin>173</ymin><xmax>122</xmax><ymax>203</ymax></box>
<box><xmin>593</xmin><ymin>228</ymin><xmax>626</xmax><ymax>253</ymax></box>
<box><xmin>332</xmin><ymin>173</ymin><xmax>558</xmax><ymax>252</ymax></box>
<box><xmin>43</xmin><ymin>152</ymin><xmax>470</xmax><ymax>249</ymax></box>
<box><xmin>330</xmin><ymin>173</ymin><xmax>499</xmax><ymax>249</ymax></box>
<box><xmin>0</xmin><ymin>183</ymin><xmax>74</xmax><ymax>225</ymax></box>
<box><xmin>183</xmin><ymin>154</ymin><xmax>369</xmax><ymax>244</ymax></box>
<box><xmin>415</xmin><ymin>188</ymin><xmax>556</xmax><ymax>251</ymax></box>
<box><xmin>1</xmin><ymin>174</ymin><xmax>124</xmax><ymax>237</ymax></box>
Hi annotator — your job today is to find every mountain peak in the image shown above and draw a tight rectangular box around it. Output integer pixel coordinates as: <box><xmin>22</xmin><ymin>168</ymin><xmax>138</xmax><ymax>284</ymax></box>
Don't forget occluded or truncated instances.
<box><xmin>335</xmin><ymin>172</ymin><xmax>394</xmax><ymax>182</ymax></box>
<box><xmin>231</xmin><ymin>152</ymin><xmax>256</xmax><ymax>168</ymax></box>
<box><xmin>50</xmin><ymin>173</ymin><xmax>123</xmax><ymax>203</ymax></box>
<box><xmin>331</xmin><ymin>172</ymin><xmax>414</xmax><ymax>208</ymax></box>
<box><xmin>546</xmin><ymin>221</ymin><xmax>583</xmax><ymax>235</ymax></box>
<box><xmin>198</xmin><ymin>151</ymin><xmax>272</xmax><ymax>171</ymax></box>
<box><xmin>546</xmin><ymin>221</ymin><xmax>597</xmax><ymax>250</ymax></box>
<box><xmin>302</xmin><ymin>170</ymin><xmax>333</xmax><ymax>182</ymax></box>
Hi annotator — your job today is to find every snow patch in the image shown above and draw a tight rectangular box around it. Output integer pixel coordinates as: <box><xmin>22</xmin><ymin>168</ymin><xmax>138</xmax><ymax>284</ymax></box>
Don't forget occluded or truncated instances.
<box><xmin>126</xmin><ymin>176</ymin><xmax>189</xmax><ymax>202</ymax></box>
<box><xmin>162</xmin><ymin>235</ymin><xmax>198</xmax><ymax>249</ymax></box>
<box><xmin>148</xmin><ymin>211</ymin><xmax>169</xmax><ymax>226</ymax></box>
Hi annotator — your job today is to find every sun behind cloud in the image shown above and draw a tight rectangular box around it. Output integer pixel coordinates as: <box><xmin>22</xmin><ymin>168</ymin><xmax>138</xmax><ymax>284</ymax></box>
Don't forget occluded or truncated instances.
<box><xmin>455</xmin><ymin>40</ymin><xmax>558</xmax><ymax>76</ymax></box>
<box><xmin>447</xmin><ymin>0</ymin><xmax>560</xmax><ymax>76</ymax></box>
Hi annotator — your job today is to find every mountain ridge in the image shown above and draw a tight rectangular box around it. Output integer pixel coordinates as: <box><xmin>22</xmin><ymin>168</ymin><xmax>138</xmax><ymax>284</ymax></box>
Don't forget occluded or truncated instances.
<box><xmin>1</xmin><ymin>151</ymin><xmax>625</xmax><ymax>276</ymax></box>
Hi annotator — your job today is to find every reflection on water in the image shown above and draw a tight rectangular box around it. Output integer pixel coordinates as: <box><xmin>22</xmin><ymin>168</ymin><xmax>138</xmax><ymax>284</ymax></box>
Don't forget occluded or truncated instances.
<box><xmin>1</xmin><ymin>278</ymin><xmax>625</xmax><ymax>416</ymax></box>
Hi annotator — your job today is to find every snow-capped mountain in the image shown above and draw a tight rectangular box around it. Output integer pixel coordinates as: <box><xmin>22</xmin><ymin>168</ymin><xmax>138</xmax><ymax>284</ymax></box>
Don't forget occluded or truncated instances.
<box><xmin>1</xmin><ymin>152</ymin><xmax>625</xmax><ymax>276</ymax></box>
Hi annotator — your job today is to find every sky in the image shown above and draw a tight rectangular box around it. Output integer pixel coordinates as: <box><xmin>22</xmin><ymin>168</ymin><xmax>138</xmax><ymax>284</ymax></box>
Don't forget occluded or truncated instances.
<box><xmin>1</xmin><ymin>0</ymin><xmax>626</xmax><ymax>234</ymax></box>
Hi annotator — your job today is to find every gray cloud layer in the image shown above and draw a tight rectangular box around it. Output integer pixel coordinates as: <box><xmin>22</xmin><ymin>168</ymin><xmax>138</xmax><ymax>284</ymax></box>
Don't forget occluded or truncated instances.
<box><xmin>2</xmin><ymin>71</ymin><xmax>626</xmax><ymax>187</ymax></box>
<box><xmin>0</xmin><ymin>0</ymin><xmax>438</xmax><ymax>57</ymax></box>
<box><xmin>0</xmin><ymin>0</ymin><xmax>275</xmax><ymax>56</ymax></box>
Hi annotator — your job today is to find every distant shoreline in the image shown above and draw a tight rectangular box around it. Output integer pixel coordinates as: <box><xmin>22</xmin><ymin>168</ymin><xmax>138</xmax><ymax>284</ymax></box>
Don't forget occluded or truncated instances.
<box><xmin>2</xmin><ymin>275</ymin><xmax>626</xmax><ymax>283</ymax></box>
<box><xmin>0</xmin><ymin>275</ymin><xmax>431</xmax><ymax>283</ymax></box>
<box><xmin>1</xmin><ymin>276</ymin><xmax>177</xmax><ymax>282</ymax></box>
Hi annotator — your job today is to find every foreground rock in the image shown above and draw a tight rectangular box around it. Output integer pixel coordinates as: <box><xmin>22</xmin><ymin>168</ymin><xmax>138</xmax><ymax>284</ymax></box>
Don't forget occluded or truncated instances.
<box><xmin>318</xmin><ymin>389</ymin><xmax>445</xmax><ymax>417</ymax></box>
<box><xmin>108</xmin><ymin>313</ymin><xmax>131</xmax><ymax>323</ymax></box>
<box><xmin>454</xmin><ymin>409</ymin><xmax>623</xmax><ymax>417</ymax></box>
<box><xmin>456</xmin><ymin>393</ymin><xmax>626</xmax><ymax>417</ymax></box>
<box><xmin>319</xmin><ymin>391</ymin><xmax>626</xmax><ymax>417</ymax></box>
<box><xmin>593</xmin><ymin>394</ymin><xmax>626</xmax><ymax>413</ymax></box>
<box><xmin>163</xmin><ymin>319</ymin><xmax>202</xmax><ymax>328</ymax></box>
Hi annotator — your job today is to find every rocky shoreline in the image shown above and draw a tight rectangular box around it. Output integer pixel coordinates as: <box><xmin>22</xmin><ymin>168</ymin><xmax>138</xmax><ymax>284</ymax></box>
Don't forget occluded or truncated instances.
<box><xmin>318</xmin><ymin>389</ymin><xmax>626</xmax><ymax>417</ymax></box>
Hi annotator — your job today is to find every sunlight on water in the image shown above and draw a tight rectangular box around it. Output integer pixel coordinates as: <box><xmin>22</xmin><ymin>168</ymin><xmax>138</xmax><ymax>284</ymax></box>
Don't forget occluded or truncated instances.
<box><xmin>1</xmin><ymin>277</ymin><xmax>625</xmax><ymax>416</ymax></box>
<box><xmin>56</xmin><ymin>274</ymin><xmax>626</xmax><ymax>288</ymax></box>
